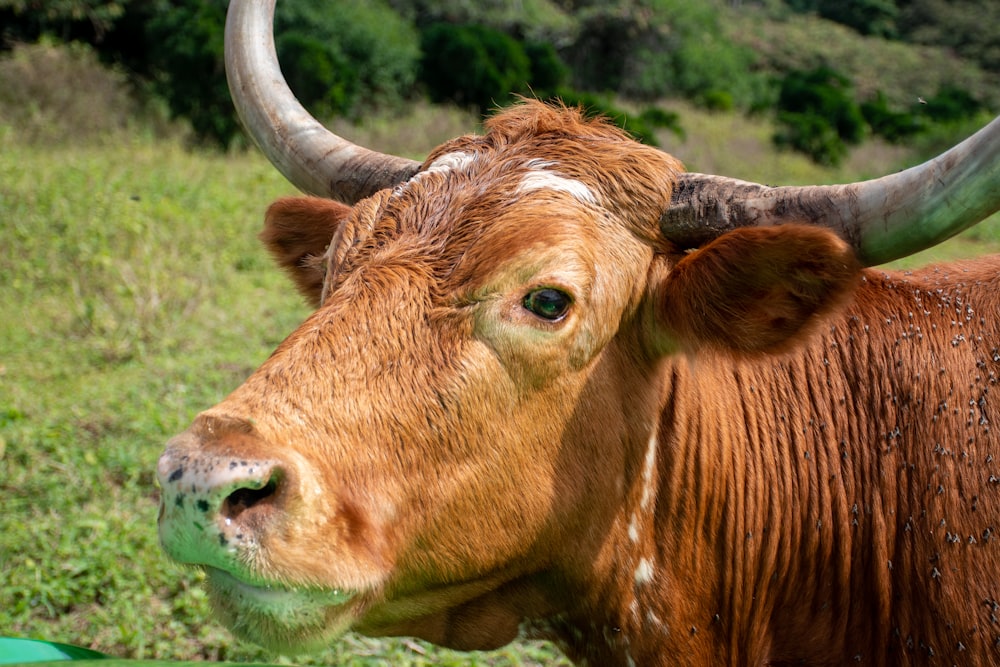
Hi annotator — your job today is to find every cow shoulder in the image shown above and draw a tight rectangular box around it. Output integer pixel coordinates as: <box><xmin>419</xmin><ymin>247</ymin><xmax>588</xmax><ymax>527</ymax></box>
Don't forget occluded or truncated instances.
<box><xmin>655</xmin><ymin>224</ymin><xmax>861</xmax><ymax>354</ymax></box>
<box><xmin>260</xmin><ymin>196</ymin><xmax>353</xmax><ymax>307</ymax></box>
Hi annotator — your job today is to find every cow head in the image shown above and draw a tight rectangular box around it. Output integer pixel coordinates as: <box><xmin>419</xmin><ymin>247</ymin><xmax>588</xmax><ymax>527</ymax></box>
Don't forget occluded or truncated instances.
<box><xmin>157</xmin><ymin>0</ymin><xmax>1000</xmax><ymax>656</ymax></box>
<box><xmin>157</xmin><ymin>100</ymin><xmax>862</xmax><ymax>651</ymax></box>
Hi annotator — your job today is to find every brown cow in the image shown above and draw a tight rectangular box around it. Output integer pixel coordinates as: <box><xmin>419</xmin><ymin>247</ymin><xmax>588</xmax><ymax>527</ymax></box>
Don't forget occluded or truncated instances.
<box><xmin>156</xmin><ymin>1</ymin><xmax>1000</xmax><ymax>664</ymax></box>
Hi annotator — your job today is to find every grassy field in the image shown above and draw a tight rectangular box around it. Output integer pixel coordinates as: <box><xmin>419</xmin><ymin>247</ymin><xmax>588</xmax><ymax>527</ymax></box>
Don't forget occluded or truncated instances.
<box><xmin>2</xmin><ymin>46</ymin><xmax>999</xmax><ymax>667</ymax></box>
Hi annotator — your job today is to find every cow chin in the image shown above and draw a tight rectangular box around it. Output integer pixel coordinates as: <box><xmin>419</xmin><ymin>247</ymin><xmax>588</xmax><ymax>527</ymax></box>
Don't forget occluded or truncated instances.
<box><xmin>204</xmin><ymin>567</ymin><xmax>360</xmax><ymax>653</ymax></box>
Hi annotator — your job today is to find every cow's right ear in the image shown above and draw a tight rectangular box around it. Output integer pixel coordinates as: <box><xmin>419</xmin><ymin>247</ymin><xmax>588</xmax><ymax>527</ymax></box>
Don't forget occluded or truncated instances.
<box><xmin>260</xmin><ymin>196</ymin><xmax>353</xmax><ymax>307</ymax></box>
<box><xmin>650</xmin><ymin>224</ymin><xmax>861</xmax><ymax>356</ymax></box>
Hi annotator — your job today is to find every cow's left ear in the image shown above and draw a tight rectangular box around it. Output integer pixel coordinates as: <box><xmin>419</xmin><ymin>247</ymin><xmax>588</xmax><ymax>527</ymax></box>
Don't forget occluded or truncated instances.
<box><xmin>260</xmin><ymin>196</ymin><xmax>353</xmax><ymax>307</ymax></box>
<box><xmin>652</xmin><ymin>225</ymin><xmax>862</xmax><ymax>355</ymax></box>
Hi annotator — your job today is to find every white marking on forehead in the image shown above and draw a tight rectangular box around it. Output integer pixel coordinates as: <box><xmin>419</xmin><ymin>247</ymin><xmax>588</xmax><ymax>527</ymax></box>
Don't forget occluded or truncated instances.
<box><xmin>393</xmin><ymin>151</ymin><xmax>477</xmax><ymax>196</ymax></box>
<box><xmin>634</xmin><ymin>557</ymin><xmax>655</xmax><ymax>585</ymax></box>
<box><xmin>517</xmin><ymin>158</ymin><xmax>598</xmax><ymax>205</ymax></box>
<box><xmin>426</xmin><ymin>150</ymin><xmax>477</xmax><ymax>175</ymax></box>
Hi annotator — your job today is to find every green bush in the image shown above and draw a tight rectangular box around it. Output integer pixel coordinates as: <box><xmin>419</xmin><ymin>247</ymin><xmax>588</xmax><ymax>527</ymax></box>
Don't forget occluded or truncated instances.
<box><xmin>563</xmin><ymin>9</ymin><xmax>634</xmax><ymax>94</ymax></box>
<box><xmin>139</xmin><ymin>0</ymin><xmax>419</xmax><ymax>147</ymax></box>
<box><xmin>858</xmin><ymin>84</ymin><xmax>984</xmax><ymax>147</ymax></box>
<box><xmin>563</xmin><ymin>0</ymin><xmax>763</xmax><ymax>110</ymax></box>
<box><xmin>773</xmin><ymin>65</ymin><xmax>866</xmax><ymax>165</ymax></box>
<box><xmin>658</xmin><ymin>5</ymin><xmax>761</xmax><ymax>109</ymax></box>
<box><xmin>524</xmin><ymin>40</ymin><xmax>569</xmax><ymax>97</ymax></box>
<box><xmin>143</xmin><ymin>0</ymin><xmax>234</xmax><ymax>146</ymax></box>
<box><xmin>640</xmin><ymin>106</ymin><xmax>685</xmax><ymax>140</ymax></box>
<box><xmin>0</xmin><ymin>40</ymin><xmax>141</xmax><ymax>145</ymax></box>
<box><xmin>861</xmin><ymin>90</ymin><xmax>923</xmax><ymax>143</ymax></box>
<box><xmin>275</xmin><ymin>0</ymin><xmax>420</xmax><ymax>115</ymax></box>
<box><xmin>775</xmin><ymin>110</ymin><xmax>853</xmax><ymax>166</ymax></box>
<box><xmin>545</xmin><ymin>89</ymin><xmax>683</xmax><ymax>147</ymax></box>
<box><xmin>419</xmin><ymin>23</ymin><xmax>532</xmax><ymax>112</ymax></box>
<box><xmin>700</xmin><ymin>90</ymin><xmax>735</xmax><ymax>112</ymax></box>
<box><xmin>916</xmin><ymin>85</ymin><xmax>984</xmax><ymax>124</ymax></box>
<box><xmin>275</xmin><ymin>32</ymin><xmax>354</xmax><ymax>119</ymax></box>
<box><xmin>390</xmin><ymin>0</ymin><xmax>575</xmax><ymax>44</ymax></box>
<box><xmin>0</xmin><ymin>0</ymin><xmax>130</xmax><ymax>44</ymax></box>
<box><xmin>817</xmin><ymin>0</ymin><xmax>898</xmax><ymax>38</ymax></box>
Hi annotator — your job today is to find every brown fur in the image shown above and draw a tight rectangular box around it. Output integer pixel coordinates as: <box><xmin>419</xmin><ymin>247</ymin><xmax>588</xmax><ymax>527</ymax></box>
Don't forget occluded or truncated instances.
<box><xmin>158</xmin><ymin>101</ymin><xmax>1000</xmax><ymax>665</ymax></box>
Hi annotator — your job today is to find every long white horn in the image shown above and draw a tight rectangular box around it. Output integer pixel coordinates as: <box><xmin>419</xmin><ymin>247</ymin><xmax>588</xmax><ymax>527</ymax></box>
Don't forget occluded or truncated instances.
<box><xmin>663</xmin><ymin>116</ymin><xmax>1000</xmax><ymax>266</ymax></box>
<box><xmin>225</xmin><ymin>0</ymin><xmax>420</xmax><ymax>203</ymax></box>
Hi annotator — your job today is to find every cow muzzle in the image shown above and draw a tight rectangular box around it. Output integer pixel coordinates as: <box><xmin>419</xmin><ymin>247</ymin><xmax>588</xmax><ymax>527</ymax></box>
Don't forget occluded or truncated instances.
<box><xmin>156</xmin><ymin>434</ymin><xmax>283</xmax><ymax>571</ymax></box>
<box><xmin>155</xmin><ymin>421</ymin><xmax>368</xmax><ymax>650</ymax></box>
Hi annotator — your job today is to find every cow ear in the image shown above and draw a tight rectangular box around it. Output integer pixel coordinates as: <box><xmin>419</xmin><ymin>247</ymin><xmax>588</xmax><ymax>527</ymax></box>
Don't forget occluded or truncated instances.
<box><xmin>654</xmin><ymin>225</ymin><xmax>861</xmax><ymax>355</ymax></box>
<box><xmin>260</xmin><ymin>196</ymin><xmax>353</xmax><ymax>307</ymax></box>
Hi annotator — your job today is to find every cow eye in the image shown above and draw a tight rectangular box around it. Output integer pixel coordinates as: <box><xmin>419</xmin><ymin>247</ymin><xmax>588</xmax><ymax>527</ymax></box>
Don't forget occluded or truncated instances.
<box><xmin>522</xmin><ymin>288</ymin><xmax>572</xmax><ymax>322</ymax></box>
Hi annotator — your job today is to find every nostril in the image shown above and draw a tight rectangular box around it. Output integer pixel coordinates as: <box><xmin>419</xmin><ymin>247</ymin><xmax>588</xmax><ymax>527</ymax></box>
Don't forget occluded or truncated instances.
<box><xmin>157</xmin><ymin>437</ymin><xmax>294</xmax><ymax>567</ymax></box>
<box><xmin>223</xmin><ymin>476</ymin><xmax>279</xmax><ymax>520</ymax></box>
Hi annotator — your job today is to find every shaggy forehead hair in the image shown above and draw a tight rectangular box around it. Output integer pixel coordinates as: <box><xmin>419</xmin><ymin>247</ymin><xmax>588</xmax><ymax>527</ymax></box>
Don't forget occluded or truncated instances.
<box><xmin>324</xmin><ymin>102</ymin><xmax>681</xmax><ymax>290</ymax></box>
<box><xmin>429</xmin><ymin>101</ymin><xmax>637</xmax><ymax>156</ymax></box>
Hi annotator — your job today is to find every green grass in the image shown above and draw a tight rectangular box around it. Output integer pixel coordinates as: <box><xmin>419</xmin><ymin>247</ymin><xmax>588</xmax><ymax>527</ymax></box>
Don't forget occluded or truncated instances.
<box><xmin>1</xmin><ymin>44</ymin><xmax>999</xmax><ymax>667</ymax></box>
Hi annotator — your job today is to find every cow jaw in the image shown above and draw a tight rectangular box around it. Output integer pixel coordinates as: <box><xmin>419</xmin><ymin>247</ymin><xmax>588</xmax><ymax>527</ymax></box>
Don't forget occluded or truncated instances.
<box><xmin>204</xmin><ymin>568</ymin><xmax>358</xmax><ymax>652</ymax></box>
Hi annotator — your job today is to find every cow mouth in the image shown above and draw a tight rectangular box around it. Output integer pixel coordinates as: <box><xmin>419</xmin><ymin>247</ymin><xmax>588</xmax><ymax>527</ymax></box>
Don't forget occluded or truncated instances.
<box><xmin>203</xmin><ymin>567</ymin><xmax>361</xmax><ymax>651</ymax></box>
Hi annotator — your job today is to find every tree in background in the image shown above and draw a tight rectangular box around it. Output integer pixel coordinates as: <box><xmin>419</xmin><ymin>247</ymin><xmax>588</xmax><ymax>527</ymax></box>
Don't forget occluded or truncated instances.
<box><xmin>274</xmin><ymin>0</ymin><xmax>420</xmax><ymax>116</ymax></box>
<box><xmin>386</xmin><ymin>0</ymin><xmax>574</xmax><ymax>44</ymax></box>
<box><xmin>0</xmin><ymin>0</ymin><xmax>127</xmax><ymax>42</ymax></box>
<box><xmin>773</xmin><ymin>66</ymin><xmax>866</xmax><ymax>166</ymax></box>
<box><xmin>142</xmin><ymin>0</ymin><xmax>235</xmax><ymax>146</ymax></box>
<box><xmin>563</xmin><ymin>0</ymin><xmax>764</xmax><ymax>111</ymax></box>
<box><xmin>817</xmin><ymin>0</ymin><xmax>898</xmax><ymax>38</ymax></box>
<box><xmin>417</xmin><ymin>19</ymin><xmax>680</xmax><ymax>146</ymax></box>
<box><xmin>897</xmin><ymin>0</ymin><xmax>1000</xmax><ymax>75</ymax></box>
<box><xmin>140</xmin><ymin>0</ymin><xmax>418</xmax><ymax>146</ymax></box>
<box><xmin>860</xmin><ymin>90</ymin><xmax>922</xmax><ymax>143</ymax></box>
<box><xmin>420</xmin><ymin>23</ymin><xmax>532</xmax><ymax>113</ymax></box>
<box><xmin>1</xmin><ymin>0</ymin><xmax>995</xmax><ymax>161</ymax></box>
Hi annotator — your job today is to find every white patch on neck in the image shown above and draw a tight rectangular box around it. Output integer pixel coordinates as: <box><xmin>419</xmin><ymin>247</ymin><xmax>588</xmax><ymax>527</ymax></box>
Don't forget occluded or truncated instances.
<box><xmin>517</xmin><ymin>158</ymin><xmax>598</xmax><ymax>205</ymax></box>
<box><xmin>640</xmin><ymin>433</ymin><xmax>658</xmax><ymax>511</ymax></box>
<box><xmin>634</xmin><ymin>557</ymin><xmax>655</xmax><ymax>585</ymax></box>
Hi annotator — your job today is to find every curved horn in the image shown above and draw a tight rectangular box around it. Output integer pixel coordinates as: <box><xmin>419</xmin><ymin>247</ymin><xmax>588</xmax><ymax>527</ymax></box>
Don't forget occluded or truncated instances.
<box><xmin>662</xmin><ymin>116</ymin><xmax>1000</xmax><ymax>266</ymax></box>
<box><xmin>225</xmin><ymin>0</ymin><xmax>420</xmax><ymax>203</ymax></box>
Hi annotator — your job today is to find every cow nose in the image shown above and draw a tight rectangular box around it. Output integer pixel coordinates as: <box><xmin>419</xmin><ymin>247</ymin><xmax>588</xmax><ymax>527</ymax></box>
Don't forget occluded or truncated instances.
<box><xmin>156</xmin><ymin>441</ymin><xmax>283</xmax><ymax>569</ymax></box>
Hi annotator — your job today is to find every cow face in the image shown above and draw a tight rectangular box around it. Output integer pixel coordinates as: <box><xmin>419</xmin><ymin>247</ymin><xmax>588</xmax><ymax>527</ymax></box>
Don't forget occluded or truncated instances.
<box><xmin>156</xmin><ymin>104</ymin><xmax>860</xmax><ymax>652</ymax></box>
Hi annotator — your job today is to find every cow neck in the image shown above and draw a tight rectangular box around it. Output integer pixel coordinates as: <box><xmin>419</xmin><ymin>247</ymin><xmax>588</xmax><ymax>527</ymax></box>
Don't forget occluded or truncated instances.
<box><xmin>626</xmin><ymin>333</ymin><xmax>887</xmax><ymax>663</ymax></box>
<box><xmin>551</xmin><ymin>341</ymin><xmax>868</xmax><ymax>664</ymax></box>
<box><xmin>561</xmin><ymin>262</ymin><xmax>1000</xmax><ymax>665</ymax></box>
<box><xmin>518</xmin><ymin>363</ymin><xmax>732</xmax><ymax>665</ymax></box>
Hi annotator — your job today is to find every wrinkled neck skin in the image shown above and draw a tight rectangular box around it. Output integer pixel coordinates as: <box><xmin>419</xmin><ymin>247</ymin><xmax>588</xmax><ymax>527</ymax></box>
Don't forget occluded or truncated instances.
<box><xmin>521</xmin><ymin>263</ymin><xmax>1000</xmax><ymax>666</ymax></box>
